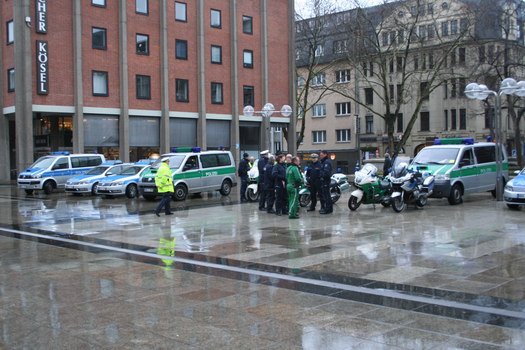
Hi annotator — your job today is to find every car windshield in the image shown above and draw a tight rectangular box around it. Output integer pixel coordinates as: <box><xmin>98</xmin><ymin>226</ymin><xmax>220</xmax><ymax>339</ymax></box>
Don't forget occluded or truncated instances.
<box><xmin>118</xmin><ymin>166</ymin><xmax>143</xmax><ymax>175</ymax></box>
<box><xmin>152</xmin><ymin>155</ymin><xmax>185</xmax><ymax>170</ymax></box>
<box><xmin>413</xmin><ymin>148</ymin><xmax>459</xmax><ymax>165</ymax></box>
<box><xmin>85</xmin><ymin>166</ymin><xmax>109</xmax><ymax>175</ymax></box>
<box><xmin>30</xmin><ymin>156</ymin><xmax>56</xmax><ymax>169</ymax></box>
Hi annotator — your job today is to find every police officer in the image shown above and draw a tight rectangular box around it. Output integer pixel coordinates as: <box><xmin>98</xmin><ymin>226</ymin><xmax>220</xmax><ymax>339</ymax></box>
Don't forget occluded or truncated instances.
<box><xmin>238</xmin><ymin>152</ymin><xmax>250</xmax><ymax>202</ymax></box>
<box><xmin>154</xmin><ymin>157</ymin><xmax>174</xmax><ymax>216</ymax></box>
<box><xmin>319</xmin><ymin>150</ymin><xmax>333</xmax><ymax>214</ymax></box>
<box><xmin>306</xmin><ymin>153</ymin><xmax>321</xmax><ymax>212</ymax></box>
<box><xmin>263</xmin><ymin>154</ymin><xmax>276</xmax><ymax>213</ymax></box>
<box><xmin>286</xmin><ymin>156</ymin><xmax>304</xmax><ymax>219</ymax></box>
<box><xmin>272</xmin><ymin>154</ymin><xmax>287</xmax><ymax>216</ymax></box>
<box><xmin>383</xmin><ymin>153</ymin><xmax>392</xmax><ymax>177</ymax></box>
<box><xmin>258</xmin><ymin>150</ymin><xmax>269</xmax><ymax>210</ymax></box>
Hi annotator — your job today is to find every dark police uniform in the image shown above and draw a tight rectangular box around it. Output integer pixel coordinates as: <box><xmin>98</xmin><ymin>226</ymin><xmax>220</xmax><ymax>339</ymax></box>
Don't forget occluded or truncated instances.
<box><xmin>257</xmin><ymin>155</ymin><xmax>268</xmax><ymax>210</ymax></box>
<box><xmin>272</xmin><ymin>161</ymin><xmax>287</xmax><ymax>216</ymax></box>
<box><xmin>319</xmin><ymin>156</ymin><xmax>333</xmax><ymax>213</ymax></box>
<box><xmin>263</xmin><ymin>161</ymin><xmax>275</xmax><ymax>213</ymax></box>
<box><xmin>238</xmin><ymin>154</ymin><xmax>249</xmax><ymax>202</ymax></box>
<box><xmin>306</xmin><ymin>159</ymin><xmax>321</xmax><ymax>211</ymax></box>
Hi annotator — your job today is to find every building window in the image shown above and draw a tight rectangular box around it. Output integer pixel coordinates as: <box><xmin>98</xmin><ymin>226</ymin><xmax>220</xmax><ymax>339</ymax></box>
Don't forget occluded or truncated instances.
<box><xmin>211</xmin><ymin>9</ymin><xmax>221</xmax><ymax>28</ymax></box>
<box><xmin>336</xmin><ymin>102</ymin><xmax>351</xmax><ymax>116</ymax></box>
<box><xmin>176</xmin><ymin>79</ymin><xmax>189</xmax><ymax>102</ymax></box>
<box><xmin>7</xmin><ymin>68</ymin><xmax>14</xmax><ymax>92</ymax></box>
<box><xmin>243</xmin><ymin>50</ymin><xmax>253</xmax><ymax>68</ymax></box>
<box><xmin>382</xmin><ymin>32</ymin><xmax>389</xmax><ymax>46</ymax></box>
<box><xmin>315</xmin><ymin>44</ymin><xmax>324</xmax><ymax>57</ymax></box>
<box><xmin>136</xmin><ymin>0</ymin><xmax>148</xmax><ymax>14</ymax></box>
<box><xmin>365</xmin><ymin>116</ymin><xmax>374</xmax><ymax>134</ymax></box>
<box><xmin>243</xmin><ymin>86</ymin><xmax>254</xmax><ymax>107</ymax></box>
<box><xmin>420</xmin><ymin>82</ymin><xmax>429</xmax><ymax>100</ymax></box>
<box><xmin>92</xmin><ymin>71</ymin><xmax>108</xmax><ymax>96</ymax></box>
<box><xmin>451</xmin><ymin>109</ymin><xmax>457</xmax><ymax>130</ymax></box>
<box><xmin>243</xmin><ymin>16</ymin><xmax>253</xmax><ymax>34</ymax></box>
<box><xmin>459</xmin><ymin>47</ymin><xmax>466</xmax><ymax>64</ymax></box>
<box><xmin>484</xmin><ymin>108</ymin><xmax>494</xmax><ymax>129</ymax></box>
<box><xmin>444</xmin><ymin>110</ymin><xmax>449</xmax><ymax>131</ymax></box>
<box><xmin>335</xmin><ymin>69</ymin><xmax>350</xmax><ymax>83</ymax></box>
<box><xmin>478</xmin><ymin>46</ymin><xmax>486</xmax><ymax>63</ymax></box>
<box><xmin>211</xmin><ymin>45</ymin><xmax>222</xmax><ymax>64</ymax></box>
<box><xmin>418</xmin><ymin>25</ymin><xmax>426</xmax><ymax>40</ymax></box>
<box><xmin>450</xmin><ymin>20</ymin><xmax>458</xmax><ymax>35</ymax></box>
<box><xmin>92</xmin><ymin>0</ymin><xmax>106</xmax><ymax>7</ymax></box>
<box><xmin>420</xmin><ymin>111</ymin><xmax>430</xmax><ymax>131</ymax></box>
<box><xmin>336</xmin><ymin>129</ymin><xmax>351</xmax><ymax>142</ymax></box>
<box><xmin>441</xmin><ymin>21</ymin><xmax>449</xmax><ymax>36</ymax></box>
<box><xmin>136</xmin><ymin>75</ymin><xmax>151</xmax><ymax>99</ymax></box>
<box><xmin>7</xmin><ymin>20</ymin><xmax>14</xmax><ymax>45</ymax></box>
<box><xmin>459</xmin><ymin>78</ymin><xmax>466</xmax><ymax>97</ymax></box>
<box><xmin>176</xmin><ymin>39</ymin><xmax>188</xmax><ymax>59</ymax></box>
<box><xmin>297</xmin><ymin>76</ymin><xmax>305</xmax><ymax>87</ymax></box>
<box><xmin>136</xmin><ymin>34</ymin><xmax>149</xmax><ymax>54</ymax></box>
<box><xmin>333</xmin><ymin>40</ymin><xmax>348</xmax><ymax>54</ymax></box>
<box><xmin>211</xmin><ymin>82</ymin><xmax>223</xmax><ymax>104</ymax></box>
<box><xmin>427</xmin><ymin>24</ymin><xmax>435</xmax><ymax>39</ymax></box>
<box><xmin>311</xmin><ymin>73</ymin><xmax>325</xmax><ymax>86</ymax></box>
<box><xmin>92</xmin><ymin>27</ymin><xmax>107</xmax><ymax>50</ymax></box>
<box><xmin>459</xmin><ymin>108</ymin><xmax>467</xmax><ymax>130</ymax></box>
<box><xmin>175</xmin><ymin>2</ymin><xmax>187</xmax><ymax>22</ymax></box>
<box><xmin>312</xmin><ymin>130</ymin><xmax>326</xmax><ymax>144</ymax></box>
<box><xmin>364</xmin><ymin>88</ymin><xmax>374</xmax><ymax>105</ymax></box>
<box><xmin>396</xmin><ymin>113</ymin><xmax>403</xmax><ymax>133</ymax></box>
<box><xmin>312</xmin><ymin>104</ymin><xmax>326</xmax><ymax>117</ymax></box>
<box><xmin>396</xmin><ymin>57</ymin><xmax>403</xmax><ymax>72</ymax></box>
<box><xmin>451</xmin><ymin>79</ymin><xmax>457</xmax><ymax>98</ymax></box>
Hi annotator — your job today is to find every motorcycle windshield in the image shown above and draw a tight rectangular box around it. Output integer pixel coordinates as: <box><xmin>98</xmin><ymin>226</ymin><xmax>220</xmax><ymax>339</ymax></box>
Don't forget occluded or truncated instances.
<box><xmin>390</xmin><ymin>157</ymin><xmax>411</xmax><ymax>178</ymax></box>
<box><xmin>361</xmin><ymin>163</ymin><xmax>377</xmax><ymax>175</ymax></box>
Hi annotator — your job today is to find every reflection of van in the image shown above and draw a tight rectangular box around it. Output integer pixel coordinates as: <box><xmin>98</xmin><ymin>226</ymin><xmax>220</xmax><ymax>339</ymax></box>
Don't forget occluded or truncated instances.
<box><xmin>17</xmin><ymin>152</ymin><xmax>105</xmax><ymax>194</ymax></box>
<box><xmin>139</xmin><ymin>148</ymin><xmax>237</xmax><ymax>201</ymax></box>
<box><xmin>410</xmin><ymin>138</ymin><xmax>508</xmax><ymax>204</ymax></box>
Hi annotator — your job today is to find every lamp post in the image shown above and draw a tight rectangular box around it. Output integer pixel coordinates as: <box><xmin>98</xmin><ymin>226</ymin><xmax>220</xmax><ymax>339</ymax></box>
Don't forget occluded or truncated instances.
<box><xmin>243</xmin><ymin>103</ymin><xmax>292</xmax><ymax>154</ymax></box>
<box><xmin>464</xmin><ymin>78</ymin><xmax>525</xmax><ymax>201</ymax></box>
<box><xmin>355</xmin><ymin>114</ymin><xmax>361</xmax><ymax>166</ymax></box>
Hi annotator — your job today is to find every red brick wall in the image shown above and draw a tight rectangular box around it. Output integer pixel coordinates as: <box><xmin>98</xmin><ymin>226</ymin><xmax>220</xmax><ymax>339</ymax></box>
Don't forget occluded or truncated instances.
<box><xmin>2</xmin><ymin>1</ymin><xmax>15</xmax><ymax>108</ymax></box>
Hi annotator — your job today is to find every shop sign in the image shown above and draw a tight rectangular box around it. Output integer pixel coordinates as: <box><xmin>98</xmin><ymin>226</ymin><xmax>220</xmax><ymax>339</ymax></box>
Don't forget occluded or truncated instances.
<box><xmin>36</xmin><ymin>40</ymin><xmax>48</xmax><ymax>95</ymax></box>
<box><xmin>35</xmin><ymin>0</ymin><xmax>47</xmax><ymax>34</ymax></box>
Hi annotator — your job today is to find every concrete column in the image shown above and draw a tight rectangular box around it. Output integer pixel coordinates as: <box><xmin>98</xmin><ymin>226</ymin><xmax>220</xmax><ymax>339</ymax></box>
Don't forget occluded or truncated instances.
<box><xmin>230</xmin><ymin>0</ymin><xmax>240</xmax><ymax>163</ymax></box>
<box><xmin>260</xmin><ymin>0</ymin><xmax>269</xmax><ymax>152</ymax></box>
<box><xmin>0</xmin><ymin>2</ymin><xmax>9</xmax><ymax>182</ymax></box>
<box><xmin>72</xmin><ymin>0</ymin><xmax>84</xmax><ymax>153</ymax></box>
<box><xmin>118</xmin><ymin>0</ymin><xmax>130</xmax><ymax>162</ymax></box>
<box><xmin>14</xmin><ymin>0</ymin><xmax>33</xmax><ymax>172</ymax></box>
<box><xmin>287</xmin><ymin>0</ymin><xmax>297</xmax><ymax>155</ymax></box>
<box><xmin>160</xmin><ymin>0</ymin><xmax>170</xmax><ymax>154</ymax></box>
<box><xmin>197</xmin><ymin>0</ymin><xmax>207</xmax><ymax>149</ymax></box>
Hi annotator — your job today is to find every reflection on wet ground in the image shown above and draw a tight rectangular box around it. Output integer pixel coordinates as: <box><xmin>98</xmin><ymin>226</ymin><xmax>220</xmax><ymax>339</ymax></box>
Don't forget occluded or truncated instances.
<box><xmin>1</xmin><ymin>185</ymin><xmax>525</xmax><ymax>348</ymax></box>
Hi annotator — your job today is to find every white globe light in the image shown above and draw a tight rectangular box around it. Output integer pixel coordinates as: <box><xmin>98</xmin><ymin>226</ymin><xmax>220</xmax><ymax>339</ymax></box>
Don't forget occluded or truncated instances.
<box><xmin>476</xmin><ymin>84</ymin><xmax>491</xmax><ymax>100</ymax></box>
<box><xmin>280</xmin><ymin>105</ymin><xmax>292</xmax><ymax>117</ymax></box>
<box><xmin>514</xmin><ymin>81</ymin><xmax>525</xmax><ymax>97</ymax></box>
<box><xmin>262</xmin><ymin>103</ymin><xmax>275</xmax><ymax>117</ymax></box>
<box><xmin>464</xmin><ymin>83</ymin><xmax>480</xmax><ymax>99</ymax></box>
<box><xmin>243</xmin><ymin>105</ymin><xmax>254</xmax><ymax>117</ymax></box>
<box><xmin>500</xmin><ymin>77</ymin><xmax>518</xmax><ymax>95</ymax></box>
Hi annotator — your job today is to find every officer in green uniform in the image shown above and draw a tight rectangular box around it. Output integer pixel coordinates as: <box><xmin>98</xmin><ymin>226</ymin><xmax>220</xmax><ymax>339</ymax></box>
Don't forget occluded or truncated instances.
<box><xmin>286</xmin><ymin>156</ymin><xmax>304</xmax><ymax>219</ymax></box>
<box><xmin>154</xmin><ymin>157</ymin><xmax>174</xmax><ymax>216</ymax></box>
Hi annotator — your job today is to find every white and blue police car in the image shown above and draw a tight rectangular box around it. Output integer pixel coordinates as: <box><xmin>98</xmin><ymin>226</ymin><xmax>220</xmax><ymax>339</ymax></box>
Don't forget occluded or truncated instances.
<box><xmin>17</xmin><ymin>152</ymin><xmax>105</xmax><ymax>195</ymax></box>
<box><xmin>96</xmin><ymin>161</ymin><xmax>151</xmax><ymax>198</ymax></box>
<box><xmin>65</xmin><ymin>161</ymin><xmax>131</xmax><ymax>195</ymax></box>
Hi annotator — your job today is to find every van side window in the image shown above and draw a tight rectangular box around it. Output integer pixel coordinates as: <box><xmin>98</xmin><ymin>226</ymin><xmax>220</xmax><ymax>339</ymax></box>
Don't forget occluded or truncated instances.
<box><xmin>71</xmin><ymin>157</ymin><xmax>89</xmax><ymax>168</ymax></box>
<box><xmin>88</xmin><ymin>156</ymin><xmax>103</xmax><ymax>166</ymax></box>
<box><xmin>474</xmin><ymin>146</ymin><xmax>495</xmax><ymax>164</ymax></box>
<box><xmin>184</xmin><ymin>156</ymin><xmax>199</xmax><ymax>171</ymax></box>
<box><xmin>460</xmin><ymin>149</ymin><xmax>474</xmax><ymax>166</ymax></box>
<box><xmin>53</xmin><ymin>157</ymin><xmax>69</xmax><ymax>170</ymax></box>
<box><xmin>200</xmin><ymin>154</ymin><xmax>219</xmax><ymax>168</ymax></box>
<box><xmin>217</xmin><ymin>154</ymin><xmax>231</xmax><ymax>166</ymax></box>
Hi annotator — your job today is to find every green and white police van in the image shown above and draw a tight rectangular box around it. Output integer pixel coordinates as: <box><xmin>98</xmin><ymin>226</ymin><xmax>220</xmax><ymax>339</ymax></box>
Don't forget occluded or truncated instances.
<box><xmin>138</xmin><ymin>148</ymin><xmax>237</xmax><ymax>201</ymax></box>
<box><xmin>17</xmin><ymin>152</ymin><xmax>106</xmax><ymax>195</ymax></box>
<box><xmin>410</xmin><ymin>138</ymin><xmax>508</xmax><ymax>205</ymax></box>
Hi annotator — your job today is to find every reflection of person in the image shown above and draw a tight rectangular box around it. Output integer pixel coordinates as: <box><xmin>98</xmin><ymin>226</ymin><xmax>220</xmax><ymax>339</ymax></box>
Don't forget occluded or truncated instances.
<box><xmin>383</xmin><ymin>153</ymin><xmax>392</xmax><ymax>177</ymax></box>
<box><xmin>154</xmin><ymin>158</ymin><xmax>174</xmax><ymax>216</ymax></box>
<box><xmin>306</xmin><ymin>153</ymin><xmax>321</xmax><ymax>212</ymax></box>
<box><xmin>319</xmin><ymin>150</ymin><xmax>333</xmax><ymax>214</ymax></box>
<box><xmin>286</xmin><ymin>157</ymin><xmax>304</xmax><ymax>219</ymax></box>
<box><xmin>157</xmin><ymin>237</ymin><xmax>176</xmax><ymax>269</ymax></box>
<box><xmin>238</xmin><ymin>153</ymin><xmax>250</xmax><ymax>202</ymax></box>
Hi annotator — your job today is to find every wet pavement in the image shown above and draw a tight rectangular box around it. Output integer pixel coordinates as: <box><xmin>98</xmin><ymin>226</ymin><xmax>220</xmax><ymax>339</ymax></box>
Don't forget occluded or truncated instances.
<box><xmin>0</xmin><ymin>185</ymin><xmax>524</xmax><ymax>349</ymax></box>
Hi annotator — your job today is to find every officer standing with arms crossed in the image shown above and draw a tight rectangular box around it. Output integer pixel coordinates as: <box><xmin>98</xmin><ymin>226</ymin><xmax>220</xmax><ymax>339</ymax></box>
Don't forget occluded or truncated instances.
<box><xmin>272</xmin><ymin>154</ymin><xmax>287</xmax><ymax>216</ymax></box>
<box><xmin>286</xmin><ymin>156</ymin><xmax>304</xmax><ymax>219</ymax></box>
<box><xmin>263</xmin><ymin>154</ymin><xmax>276</xmax><ymax>213</ymax></box>
<box><xmin>257</xmin><ymin>150</ymin><xmax>269</xmax><ymax>210</ymax></box>
<box><xmin>306</xmin><ymin>153</ymin><xmax>321</xmax><ymax>212</ymax></box>
<box><xmin>238</xmin><ymin>153</ymin><xmax>250</xmax><ymax>202</ymax></box>
<box><xmin>319</xmin><ymin>150</ymin><xmax>333</xmax><ymax>214</ymax></box>
<box><xmin>154</xmin><ymin>157</ymin><xmax>174</xmax><ymax>216</ymax></box>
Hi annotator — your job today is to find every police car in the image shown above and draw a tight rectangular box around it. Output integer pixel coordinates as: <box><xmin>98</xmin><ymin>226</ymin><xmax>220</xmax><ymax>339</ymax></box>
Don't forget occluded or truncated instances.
<box><xmin>504</xmin><ymin>167</ymin><xmax>525</xmax><ymax>209</ymax></box>
<box><xmin>65</xmin><ymin>161</ymin><xmax>131</xmax><ymax>195</ymax></box>
<box><xmin>96</xmin><ymin>162</ymin><xmax>151</xmax><ymax>198</ymax></box>
<box><xmin>17</xmin><ymin>152</ymin><xmax>105</xmax><ymax>194</ymax></box>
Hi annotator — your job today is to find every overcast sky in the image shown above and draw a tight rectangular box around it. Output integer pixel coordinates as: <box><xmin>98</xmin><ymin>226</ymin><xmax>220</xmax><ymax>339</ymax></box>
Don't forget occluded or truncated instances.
<box><xmin>295</xmin><ymin>0</ymin><xmax>385</xmax><ymax>18</ymax></box>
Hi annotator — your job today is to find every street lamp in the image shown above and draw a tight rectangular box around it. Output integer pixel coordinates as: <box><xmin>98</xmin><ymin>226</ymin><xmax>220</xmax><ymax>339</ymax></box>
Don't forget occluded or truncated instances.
<box><xmin>243</xmin><ymin>103</ymin><xmax>292</xmax><ymax>154</ymax></box>
<box><xmin>465</xmin><ymin>78</ymin><xmax>525</xmax><ymax>201</ymax></box>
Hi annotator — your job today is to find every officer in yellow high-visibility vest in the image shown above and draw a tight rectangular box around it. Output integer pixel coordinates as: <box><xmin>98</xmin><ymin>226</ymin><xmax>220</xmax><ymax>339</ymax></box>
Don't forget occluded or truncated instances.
<box><xmin>154</xmin><ymin>157</ymin><xmax>174</xmax><ymax>216</ymax></box>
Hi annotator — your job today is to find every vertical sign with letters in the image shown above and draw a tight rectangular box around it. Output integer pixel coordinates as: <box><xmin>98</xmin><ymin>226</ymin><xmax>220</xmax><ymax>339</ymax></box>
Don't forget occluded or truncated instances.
<box><xmin>36</xmin><ymin>41</ymin><xmax>49</xmax><ymax>95</ymax></box>
<box><xmin>35</xmin><ymin>0</ymin><xmax>47</xmax><ymax>34</ymax></box>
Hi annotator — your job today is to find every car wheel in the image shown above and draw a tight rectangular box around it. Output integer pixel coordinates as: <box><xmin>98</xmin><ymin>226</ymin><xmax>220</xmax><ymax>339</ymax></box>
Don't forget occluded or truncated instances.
<box><xmin>448</xmin><ymin>184</ymin><xmax>463</xmax><ymax>205</ymax></box>
<box><xmin>174</xmin><ymin>184</ymin><xmax>188</xmax><ymax>201</ymax></box>
<box><xmin>125</xmin><ymin>184</ymin><xmax>138</xmax><ymax>198</ymax></box>
<box><xmin>143</xmin><ymin>195</ymin><xmax>156</xmax><ymax>202</ymax></box>
<box><xmin>299</xmin><ymin>194</ymin><xmax>311</xmax><ymax>207</ymax></box>
<box><xmin>348</xmin><ymin>195</ymin><xmax>361</xmax><ymax>211</ymax></box>
<box><xmin>247</xmin><ymin>188</ymin><xmax>258</xmax><ymax>201</ymax></box>
<box><xmin>91</xmin><ymin>182</ymin><xmax>99</xmax><ymax>195</ymax></box>
<box><xmin>507</xmin><ymin>204</ymin><xmax>520</xmax><ymax>210</ymax></box>
<box><xmin>24</xmin><ymin>189</ymin><xmax>33</xmax><ymax>195</ymax></box>
<box><xmin>219</xmin><ymin>180</ymin><xmax>232</xmax><ymax>196</ymax></box>
<box><xmin>43</xmin><ymin>181</ymin><xmax>54</xmax><ymax>195</ymax></box>
<box><xmin>392</xmin><ymin>196</ymin><xmax>406</xmax><ymax>213</ymax></box>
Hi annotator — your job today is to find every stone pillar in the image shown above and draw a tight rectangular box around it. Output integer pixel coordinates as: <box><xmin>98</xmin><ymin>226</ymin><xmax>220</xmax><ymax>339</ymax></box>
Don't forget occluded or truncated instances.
<box><xmin>197</xmin><ymin>0</ymin><xmax>207</xmax><ymax>149</ymax></box>
<box><xmin>14</xmin><ymin>0</ymin><xmax>33</xmax><ymax>172</ymax></box>
<box><xmin>260</xmin><ymin>0</ymin><xmax>269</xmax><ymax>152</ymax></box>
<box><xmin>287</xmin><ymin>0</ymin><xmax>297</xmax><ymax>155</ymax></box>
<box><xmin>160</xmin><ymin>0</ymin><xmax>170</xmax><ymax>154</ymax></box>
<box><xmin>0</xmin><ymin>2</ymin><xmax>9</xmax><ymax>181</ymax></box>
<box><xmin>118</xmin><ymin>0</ymin><xmax>130</xmax><ymax>162</ymax></box>
<box><xmin>230</xmin><ymin>0</ymin><xmax>240</xmax><ymax>163</ymax></box>
<box><xmin>72</xmin><ymin>0</ymin><xmax>84</xmax><ymax>153</ymax></box>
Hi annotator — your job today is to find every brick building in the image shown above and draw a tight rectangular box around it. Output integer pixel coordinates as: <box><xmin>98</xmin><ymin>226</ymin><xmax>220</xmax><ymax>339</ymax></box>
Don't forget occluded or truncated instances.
<box><xmin>0</xmin><ymin>0</ymin><xmax>295</xmax><ymax>180</ymax></box>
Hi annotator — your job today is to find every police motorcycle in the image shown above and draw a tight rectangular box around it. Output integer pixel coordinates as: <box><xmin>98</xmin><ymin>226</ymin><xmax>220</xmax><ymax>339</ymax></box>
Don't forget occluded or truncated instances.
<box><xmin>299</xmin><ymin>172</ymin><xmax>350</xmax><ymax>207</ymax></box>
<box><xmin>387</xmin><ymin>157</ymin><xmax>435</xmax><ymax>213</ymax></box>
<box><xmin>348</xmin><ymin>163</ymin><xmax>392</xmax><ymax>211</ymax></box>
<box><xmin>246</xmin><ymin>161</ymin><xmax>260</xmax><ymax>201</ymax></box>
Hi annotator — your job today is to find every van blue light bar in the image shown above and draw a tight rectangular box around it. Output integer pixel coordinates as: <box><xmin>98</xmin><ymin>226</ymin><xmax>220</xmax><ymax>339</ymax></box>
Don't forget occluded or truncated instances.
<box><xmin>434</xmin><ymin>138</ymin><xmax>474</xmax><ymax>145</ymax></box>
<box><xmin>51</xmin><ymin>151</ymin><xmax>70</xmax><ymax>155</ymax></box>
<box><xmin>102</xmin><ymin>160</ymin><xmax>123</xmax><ymax>165</ymax></box>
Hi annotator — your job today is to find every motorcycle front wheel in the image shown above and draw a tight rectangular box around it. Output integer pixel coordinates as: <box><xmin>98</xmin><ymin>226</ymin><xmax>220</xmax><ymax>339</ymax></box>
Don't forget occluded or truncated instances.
<box><xmin>247</xmin><ymin>188</ymin><xmax>259</xmax><ymax>202</ymax></box>
<box><xmin>348</xmin><ymin>196</ymin><xmax>361</xmax><ymax>211</ymax></box>
<box><xmin>392</xmin><ymin>196</ymin><xmax>406</xmax><ymax>213</ymax></box>
<box><xmin>416</xmin><ymin>196</ymin><xmax>428</xmax><ymax>208</ymax></box>
<box><xmin>299</xmin><ymin>194</ymin><xmax>311</xmax><ymax>207</ymax></box>
<box><xmin>330</xmin><ymin>187</ymin><xmax>341</xmax><ymax>204</ymax></box>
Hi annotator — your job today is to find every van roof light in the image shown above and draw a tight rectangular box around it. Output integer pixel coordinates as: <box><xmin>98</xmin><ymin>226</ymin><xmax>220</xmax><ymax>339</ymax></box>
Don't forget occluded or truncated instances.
<box><xmin>51</xmin><ymin>151</ymin><xmax>70</xmax><ymax>155</ymax></box>
<box><xmin>434</xmin><ymin>138</ymin><xmax>474</xmax><ymax>145</ymax></box>
<box><xmin>170</xmin><ymin>147</ymin><xmax>201</xmax><ymax>153</ymax></box>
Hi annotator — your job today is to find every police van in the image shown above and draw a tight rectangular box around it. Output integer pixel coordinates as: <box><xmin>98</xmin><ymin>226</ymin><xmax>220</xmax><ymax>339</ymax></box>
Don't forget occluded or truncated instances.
<box><xmin>410</xmin><ymin>138</ymin><xmax>508</xmax><ymax>204</ymax></box>
<box><xmin>139</xmin><ymin>148</ymin><xmax>237</xmax><ymax>201</ymax></box>
<box><xmin>17</xmin><ymin>152</ymin><xmax>106</xmax><ymax>194</ymax></box>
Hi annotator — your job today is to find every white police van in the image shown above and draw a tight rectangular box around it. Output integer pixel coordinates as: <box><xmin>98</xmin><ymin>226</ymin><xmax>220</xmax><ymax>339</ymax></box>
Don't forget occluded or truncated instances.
<box><xmin>139</xmin><ymin>147</ymin><xmax>237</xmax><ymax>201</ymax></box>
<box><xmin>410</xmin><ymin>138</ymin><xmax>508</xmax><ymax>204</ymax></box>
<box><xmin>17</xmin><ymin>152</ymin><xmax>105</xmax><ymax>194</ymax></box>
<box><xmin>65</xmin><ymin>161</ymin><xmax>130</xmax><ymax>195</ymax></box>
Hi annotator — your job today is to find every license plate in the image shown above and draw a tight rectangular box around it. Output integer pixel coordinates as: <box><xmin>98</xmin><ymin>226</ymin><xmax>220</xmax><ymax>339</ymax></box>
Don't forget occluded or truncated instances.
<box><xmin>518</xmin><ymin>194</ymin><xmax>525</xmax><ymax>199</ymax></box>
<box><xmin>18</xmin><ymin>184</ymin><xmax>29</xmax><ymax>188</ymax></box>
<box><xmin>143</xmin><ymin>188</ymin><xmax>154</xmax><ymax>193</ymax></box>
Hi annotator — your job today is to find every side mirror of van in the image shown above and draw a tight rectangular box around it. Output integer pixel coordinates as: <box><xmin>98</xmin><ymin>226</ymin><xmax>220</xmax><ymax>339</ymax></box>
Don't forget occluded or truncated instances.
<box><xmin>106</xmin><ymin>172</ymin><xmax>113</xmax><ymax>176</ymax></box>
<box><xmin>183</xmin><ymin>164</ymin><xmax>193</xmax><ymax>171</ymax></box>
<box><xmin>515</xmin><ymin>170</ymin><xmax>520</xmax><ymax>175</ymax></box>
<box><xmin>459</xmin><ymin>160</ymin><xmax>469</xmax><ymax>168</ymax></box>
